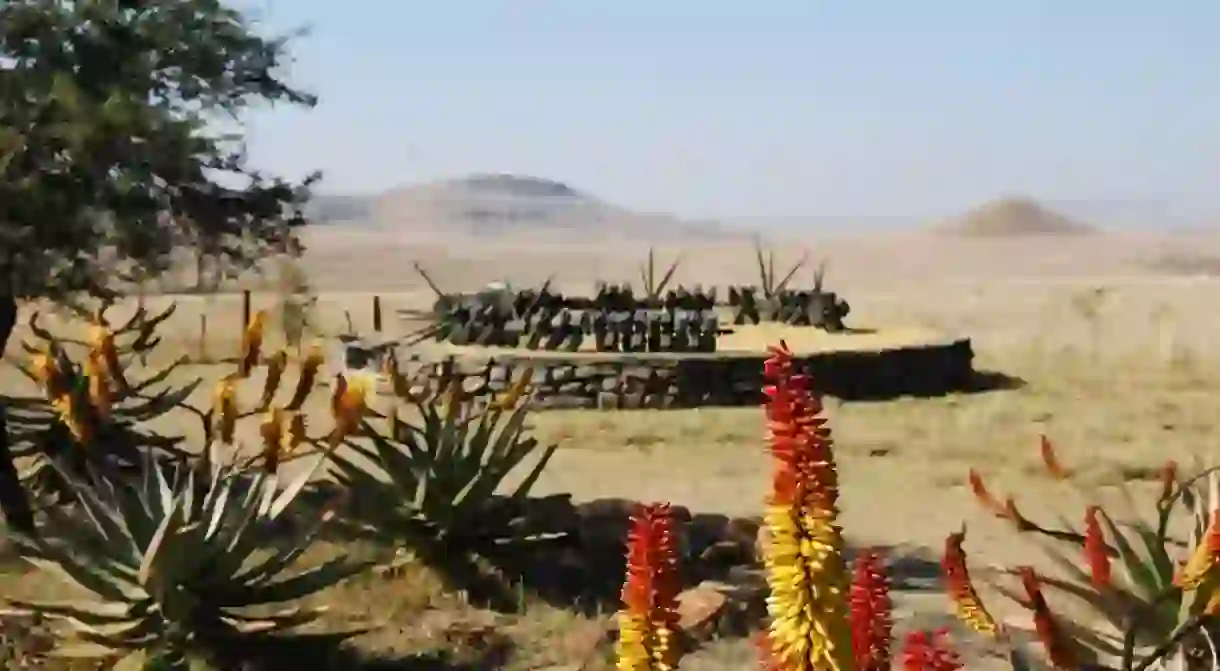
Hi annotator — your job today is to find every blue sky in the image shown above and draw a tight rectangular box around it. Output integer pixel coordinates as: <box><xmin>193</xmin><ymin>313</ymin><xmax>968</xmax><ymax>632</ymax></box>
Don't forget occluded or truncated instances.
<box><xmin>238</xmin><ymin>1</ymin><xmax>1220</xmax><ymax>224</ymax></box>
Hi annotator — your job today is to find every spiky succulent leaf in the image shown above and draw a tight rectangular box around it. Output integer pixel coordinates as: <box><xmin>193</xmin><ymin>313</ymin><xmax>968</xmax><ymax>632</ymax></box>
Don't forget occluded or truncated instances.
<box><xmin>328</xmin><ymin>399</ymin><xmax>556</xmax><ymax>546</ymax></box>
<box><xmin>5</xmin><ymin>451</ymin><xmax>369</xmax><ymax>662</ymax></box>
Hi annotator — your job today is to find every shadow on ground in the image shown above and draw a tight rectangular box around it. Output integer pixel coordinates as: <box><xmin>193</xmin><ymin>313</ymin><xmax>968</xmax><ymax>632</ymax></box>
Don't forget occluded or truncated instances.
<box><xmin>299</xmin><ymin>488</ymin><xmax>947</xmax><ymax>618</ymax></box>
<box><xmin>830</xmin><ymin>367</ymin><xmax>1026</xmax><ymax>403</ymax></box>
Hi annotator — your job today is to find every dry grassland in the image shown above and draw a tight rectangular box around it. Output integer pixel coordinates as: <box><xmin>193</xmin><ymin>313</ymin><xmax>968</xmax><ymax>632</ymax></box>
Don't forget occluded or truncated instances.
<box><xmin>4</xmin><ymin>232</ymin><xmax>1220</xmax><ymax>669</ymax></box>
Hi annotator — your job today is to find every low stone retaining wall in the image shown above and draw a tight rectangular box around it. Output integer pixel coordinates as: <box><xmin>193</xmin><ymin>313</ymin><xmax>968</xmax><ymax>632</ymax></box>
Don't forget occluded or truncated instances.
<box><xmin>401</xmin><ymin>337</ymin><xmax>976</xmax><ymax>409</ymax></box>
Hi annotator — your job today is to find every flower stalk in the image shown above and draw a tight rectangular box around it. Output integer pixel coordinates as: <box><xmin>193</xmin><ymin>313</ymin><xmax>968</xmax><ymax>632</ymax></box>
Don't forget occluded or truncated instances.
<box><xmin>759</xmin><ymin>341</ymin><xmax>854</xmax><ymax>671</ymax></box>
<box><xmin>616</xmin><ymin>502</ymin><xmax>682</xmax><ymax>671</ymax></box>
<box><xmin>849</xmin><ymin>551</ymin><xmax>892</xmax><ymax>671</ymax></box>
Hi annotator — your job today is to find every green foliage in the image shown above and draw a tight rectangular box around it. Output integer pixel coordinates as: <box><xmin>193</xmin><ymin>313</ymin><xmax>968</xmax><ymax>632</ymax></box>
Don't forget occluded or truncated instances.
<box><xmin>0</xmin><ymin>0</ymin><xmax>320</xmax><ymax>539</ymax></box>
<box><xmin>0</xmin><ymin>0</ymin><xmax>317</xmax><ymax>299</ymax></box>
<box><xmin>3</xmin><ymin>449</ymin><xmax>369</xmax><ymax>670</ymax></box>
<box><xmin>327</xmin><ymin>387</ymin><xmax>558</xmax><ymax>606</ymax></box>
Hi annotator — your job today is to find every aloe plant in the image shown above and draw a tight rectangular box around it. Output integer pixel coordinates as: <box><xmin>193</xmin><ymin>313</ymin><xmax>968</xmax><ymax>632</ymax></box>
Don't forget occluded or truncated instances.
<box><xmin>970</xmin><ymin>438</ymin><xmax>1220</xmax><ymax>669</ymax></box>
<box><xmin>9</xmin><ymin>302</ymin><xmax>200</xmax><ymax>510</ymax></box>
<box><xmin>2</xmin><ymin>449</ymin><xmax>370</xmax><ymax>670</ymax></box>
<box><xmin>326</xmin><ymin>377</ymin><xmax>557</xmax><ymax>608</ymax></box>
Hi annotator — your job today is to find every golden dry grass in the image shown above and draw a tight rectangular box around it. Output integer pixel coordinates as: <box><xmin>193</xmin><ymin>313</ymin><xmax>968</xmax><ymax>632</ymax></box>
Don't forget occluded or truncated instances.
<box><xmin>5</xmin><ymin>232</ymin><xmax>1220</xmax><ymax>668</ymax></box>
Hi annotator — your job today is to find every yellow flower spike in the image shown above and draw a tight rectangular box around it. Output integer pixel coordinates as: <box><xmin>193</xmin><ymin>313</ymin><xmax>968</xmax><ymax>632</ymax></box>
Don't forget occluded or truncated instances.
<box><xmin>259</xmin><ymin>406</ymin><xmax>286</xmax><ymax>473</ymax></box>
<box><xmin>760</xmin><ymin>344</ymin><xmax>855</xmax><ymax>671</ymax></box>
<box><xmin>287</xmin><ymin>342</ymin><xmax>324</xmax><ymax>410</ymax></box>
<box><xmin>212</xmin><ymin>375</ymin><xmax>240</xmax><ymax>444</ymax></box>
<box><xmin>52</xmin><ymin>392</ymin><xmax>90</xmax><ymax>444</ymax></box>
<box><xmin>492</xmin><ymin>367</ymin><xmax>533</xmax><ymax>411</ymax></box>
<box><xmin>83</xmin><ymin>351</ymin><xmax>112</xmax><ymax>421</ymax></box>
<box><xmin>327</xmin><ymin>373</ymin><xmax>369</xmax><ymax>449</ymax></box>
<box><xmin>282</xmin><ymin>411</ymin><xmax>307</xmax><ymax>455</ymax></box>
<box><xmin>29</xmin><ymin>350</ymin><xmax>59</xmax><ymax>398</ymax></box>
<box><xmin>87</xmin><ymin>322</ymin><xmax>126</xmax><ymax>390</ymax></box>
<box><xmin>259</xmin><ymin>348</ymin><xmax>287</xmax><ymax>409</ymax></box>
<box><xmin>238</xmin><ymin>309</ymin><xmax>268</xmax><ymax>377</ymax></box>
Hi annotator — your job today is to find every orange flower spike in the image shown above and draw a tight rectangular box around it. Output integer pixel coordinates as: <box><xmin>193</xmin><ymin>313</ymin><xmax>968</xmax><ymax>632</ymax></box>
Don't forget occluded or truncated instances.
<box><xmin>1018</xmin><ymin>567</ymin><xmax>1080</xmax><ymax>670</ymax></box>
<box><xmin>616</xmin><ymin>502</ymin><xmax>681</xmax><ymax>671</ymax></box>
<box><xmin>967</xmin><ymin>469</ymin><xmax>1008</xmax><ymax>517</ymax></box>
<box><xmin>760</xmin><ymin>340</ymin><xmax>854</xmax><ymax>670</ymax></box>
<box><xmin>850</xmin><ymin>551</ymin><xmax>893</xmax><ymax>671</ymax></box>
<box><xmin>238</xmin><ymin>310</ymin><xmax>268</xmax><ymax>377</ymax></box>
<box><xmin>212</xmin><ymin>376</ymin><xmax>239</xmax><ymax>444</ymax></box>
<box><xmin>259</xmin><ymin>348</ymin><xmax>287</xmax><ymax>409</ymax></box>
<box><xmin>941</xmin><ymin>529</ymin><xmax>999</xmax><ymax>637</ymax></box>
<box><xmin>30</xmin><ymin>349</ymin><xmax>62</xmax><ymax>398</ymax></box>
<box><xmin>282</xmin><ymin>411</ymin><xmax>307</xmax><ymax>455</ymax></box>
<box><xmin>1039</xmin><ymin>434</ymin><xmax>1072</xmax><ymax>480</ymax></box>
<box><xmin>901</xmin><ymin>630</ymin><xmax>963</xmax><ymax>671</ymax></box>
<box><xmin>259</xmin><ymin>406</ymin><xmax>286</xmax><ymax>474</ymax></box>
<box><xmin>1176</xmin><ymin>512</ymin><xmax>1220</xmax><ymax>589</ymax></box>
<box><xmin>83</xmin><ymin>351</ymin><xmax>112</xmax><ymax>421</ymax></box>
<box><xmin>328</xmin><ymin>373</ymin><xmax>370</xmax><ymax>449</ymax></box>
<box><xmin>87</xmin><ymin>321</ymin><xmax>126</xmax><ymax>391</ymax></box>
<box><xmin>1159</xmin><ymin>460</ymin><xmax>1179</xmax><ymax>502</ymax></box>
<box><xmin>287</xmin><ymin>343</ymin><xmax>324</xmax><ymax>410</ymax></box>
<box><xmin>1083</xmin><ymin>506</ymin><xmax>1112</xmax><ymax>588</ymax></box>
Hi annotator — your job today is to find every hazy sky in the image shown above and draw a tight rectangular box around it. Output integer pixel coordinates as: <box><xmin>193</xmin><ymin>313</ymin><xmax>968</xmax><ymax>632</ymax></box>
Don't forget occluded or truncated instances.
<box><xmin>238</xmin><ymin>1</ymin><xmax>1220</xmax><ymax>223</ymax></box>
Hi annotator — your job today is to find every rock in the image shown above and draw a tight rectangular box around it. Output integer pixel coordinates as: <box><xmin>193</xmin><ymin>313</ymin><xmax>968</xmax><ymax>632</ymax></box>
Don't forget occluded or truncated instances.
<box><xmin>726</xmin><ymin>516</ymin><xmax>762</xmax><ymax>549</ymax></box>
<box><xmin>698</xmin><ymin>539</ymin><xmax>754</xmax><ymax>576</ymax></box>
<box><xmin>576</xmin><ymin>497</ymin><xmax>637</xmax><ymax>549</ymax></box>
<box><xmin>688</xmin><ymin>513</ymin><xmax>730</xmax><ymax>554</ymax></box>
<box><xmin>675</xmin><ymin>582</ymin><xmax>730</xmax><ymax>641</ymax></box>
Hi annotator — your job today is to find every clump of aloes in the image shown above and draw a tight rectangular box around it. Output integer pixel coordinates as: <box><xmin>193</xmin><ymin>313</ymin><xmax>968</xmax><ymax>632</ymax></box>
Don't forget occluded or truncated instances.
<box><xmin>616</xmin><ymin>502</ymin><xmax>683</xmax><ymax>671</ymax></box>
<box><xmin>963</xmin><ymin>435</ymin><xmax>1220</xmax><ymax>669</ymax></box>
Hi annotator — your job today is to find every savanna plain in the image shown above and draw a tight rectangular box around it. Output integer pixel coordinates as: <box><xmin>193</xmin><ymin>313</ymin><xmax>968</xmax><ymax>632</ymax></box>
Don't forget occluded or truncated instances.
<box><xmin>5</xmin><ymin>228</ymin><xmax>1220</xmax><ymax>669</ymax></box>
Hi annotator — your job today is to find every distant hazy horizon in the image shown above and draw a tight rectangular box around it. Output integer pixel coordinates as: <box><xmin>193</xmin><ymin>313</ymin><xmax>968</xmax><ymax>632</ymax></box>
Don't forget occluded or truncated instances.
<box><xmin>236</xmin><ymin>1</ymin><xmax>1220</xmax><ymax>228</ymax></box>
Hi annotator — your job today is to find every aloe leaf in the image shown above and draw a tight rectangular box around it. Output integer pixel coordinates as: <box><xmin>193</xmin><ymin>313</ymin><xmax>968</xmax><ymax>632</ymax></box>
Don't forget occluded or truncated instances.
<box><xmin>1098</xmin><ymin>510</ymin><xmax>1161</xmax><ymax>601</ymax></box>
<box><xmin>23</xmin><ymin>553</ymin><xmax>142</xmax><ymax>604</ymax></box>
<box><xmin>223</xmin><ymin>607</ymin><xmax>327</xmax><ymax>633</ymax></box>
<box><xmin>4</xmin><ymin>598</ymin><xmax>134</xmax><ymax>625</ymax></box>
<box><xmin>232</xmin><ymin>511</ymin><xmax>340</xmax><ymax>586</ymax></box>
<box><xmin>215</xmin><ymin>557</ymin><xmax>371</xmax><ymax>607</ymax></box>
<box><xmin>136</xmin><ymin>493</ymin><xmax>185</xmax><ymax>587</ymax></box>
<box><xmin>50</xmin><ymin>640</ymin><xmax>121</xmax><ymax>659</ymax></box>
<box><xmin>510</xmin><ymin>441</ymin><xmax>556</xmax><ymax>501</ymax></box>
<box><xmin>111</xmin><ymin>648</ymin><xmax>150</xmax><ymax>671</ymax></box>
<box><xmin>268</xmin><ymin>450</ymin><xmax>331</xmax><ymax>520</ymax></box>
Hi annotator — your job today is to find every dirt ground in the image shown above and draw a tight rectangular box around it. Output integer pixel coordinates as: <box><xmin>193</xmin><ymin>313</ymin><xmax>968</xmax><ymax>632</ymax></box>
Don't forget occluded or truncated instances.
<box><xmin>4</xmin><ymin>230</ymin><xmax>1220</xmax><ymax>669</ymax></box>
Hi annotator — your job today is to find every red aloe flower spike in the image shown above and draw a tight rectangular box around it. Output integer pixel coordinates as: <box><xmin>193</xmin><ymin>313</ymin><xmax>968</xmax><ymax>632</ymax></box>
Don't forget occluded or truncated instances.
<box><xmin>941</xmin><ymin>528</ymin><xmax>999</xmax><ymax>637</ymax></box>
<box><xmin>1039</xmin><ymin>434</ymin><xmax>1072</xmax><ymax>480</ymax></box>
<box><xmin>850</xmin><ymin>550</ymin><xmax>893</xmax><ymax>671</ymax></box>
<box><xmin>901</xmin><ymin>629</ymin><xmax>963</xmax><ymax>671</ymax></box>
<box><xmin>618</xmin><ymin>502</ymin><xmax>682</xmax><ymax>670</ymax></box>
<box><xmin>1083</xmin><ymin>506</ymin><xmax>1112</xmax><ymax>588</ymax></box>
<box><xmin>967</xmin><ymin>469</ymin><xmax>1009</xmax><ymax>517</ymax></box>
<box><xmin>1018</xmin><ymin>567</ymin><xmax>1080</xmax><ymax>670</ymax></box>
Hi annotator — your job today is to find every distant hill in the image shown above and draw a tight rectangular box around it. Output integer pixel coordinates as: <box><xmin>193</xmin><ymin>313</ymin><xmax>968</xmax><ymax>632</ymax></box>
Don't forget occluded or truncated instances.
<box><xmin>935</xmin><ymin>197</ymin><xmax>1097</xmax><ymax>237</ymax></box>
<box><xmin>305</xmin><ymin>194</ymin><xmax>375</xmax><ymax>224</ymax></box>
<box><xmin>306</xmin><ymin>173</ymin><xmax>737</xmax><ymax>241</ymax></box>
